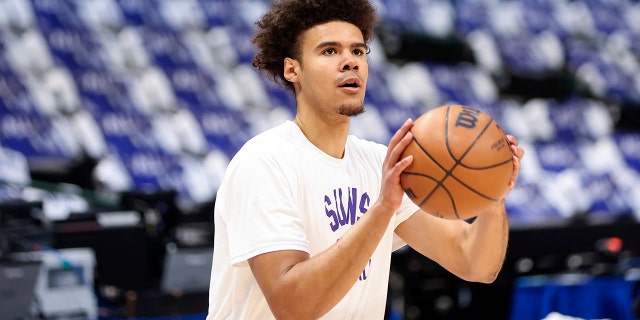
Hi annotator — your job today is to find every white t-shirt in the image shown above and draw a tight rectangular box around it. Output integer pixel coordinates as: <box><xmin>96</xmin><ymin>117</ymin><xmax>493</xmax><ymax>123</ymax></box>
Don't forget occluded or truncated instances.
<box><xmin>207</xmin><ymin>121</ymin><xmax>419</xmax><ymax>319</ymax></box>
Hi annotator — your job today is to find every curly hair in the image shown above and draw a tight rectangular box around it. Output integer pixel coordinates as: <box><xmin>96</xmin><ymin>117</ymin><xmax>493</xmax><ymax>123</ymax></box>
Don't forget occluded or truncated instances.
<box><xmin>252</xmin><ymin>0</ymin><xmax>378</xmax><ymax>92</ymax></box>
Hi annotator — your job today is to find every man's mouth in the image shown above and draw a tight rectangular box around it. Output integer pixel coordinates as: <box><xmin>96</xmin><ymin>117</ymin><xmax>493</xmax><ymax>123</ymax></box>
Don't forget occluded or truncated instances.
<box><xmin>339</xmin><ymin>82</ymin><xmax>359</xmax><ymax>88</ymax></box>
<box><xmin>339</xmin><ymin>78</ymin><xmax>361</xmax><ymax>88</ymax></box>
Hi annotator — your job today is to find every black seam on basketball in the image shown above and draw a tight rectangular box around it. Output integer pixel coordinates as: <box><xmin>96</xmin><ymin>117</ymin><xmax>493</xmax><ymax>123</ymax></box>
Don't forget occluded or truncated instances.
<box><xmin>409</xmin><ymin>134</ymin><xmax>448</xmax><ymax>173</ymax></box>
<box><xmin>401</xmin><ymin>171</ymin><xmax>459</xmax><ymax>219</ymax></box>
<box><xmin>401</xmin><ymin>171</ymin><xmax>440</xmax><ymax>183</ymax></box>
<box><xmin>443</xmin><ymin>106</ymin><xmax>472</xmax><ymax>183</ymax></box>
<box><xmin>401</xmin><ymin>171</ymin><xmax>442</xmax><ymax>204</ymax></box>
<box><xmin>446</xmin><ymin>114</ymin><xmax>503</xmax><ymax>201</ymax></box>
<box><xmin>407</xmin><ymin>134</ymin><xmax>452</xmax><ymax>207</ymax></box>
<box><xmin>447</xmin><ymin>173</ymin><xmax>502</xmax><ymax>201</ymax></box>
<box><xmin>458</xmin><ymin>158</ymin><xmax>512</xmax><ymax>170</ymax></box>
<box><xmin>427</xmin><ymin>182</ymin><xmax>459</xmax><ymax>220</ymax></box>
<box><xmin>419</xmin><ymin>179</ymin><xmax>459</xmax><ymax>220</ymax></box>
<box><xmin>404</xmin><ymin>168</ymin><xmax>500</xmax><ymax>204</ymax></box>
<box><xmin>448</xmin><ymin>118</ymin><xmax>495</xmax><ymax>164</ymax></box>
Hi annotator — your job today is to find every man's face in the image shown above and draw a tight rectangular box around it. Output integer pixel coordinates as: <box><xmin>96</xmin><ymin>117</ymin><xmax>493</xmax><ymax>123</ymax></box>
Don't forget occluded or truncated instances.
<box><xmin>293</xmin><ymin>20</ymin><xmax>369</xmax><ymax>118</ymax></box>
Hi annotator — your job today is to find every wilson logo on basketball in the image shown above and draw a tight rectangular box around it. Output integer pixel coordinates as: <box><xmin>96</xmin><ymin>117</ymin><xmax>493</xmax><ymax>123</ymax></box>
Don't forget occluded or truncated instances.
<box><xmin>454</xmin><ymin>107</ymin><xmax>481</xmax><ymax>129</ymax></box>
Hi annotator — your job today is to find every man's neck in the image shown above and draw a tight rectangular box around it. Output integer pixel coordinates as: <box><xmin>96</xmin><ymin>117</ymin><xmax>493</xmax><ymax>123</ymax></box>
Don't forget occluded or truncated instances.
<box><xmin>294</xmin><ymin>113</ymin><xmax>350</xmax><ymax>159</ymax></box>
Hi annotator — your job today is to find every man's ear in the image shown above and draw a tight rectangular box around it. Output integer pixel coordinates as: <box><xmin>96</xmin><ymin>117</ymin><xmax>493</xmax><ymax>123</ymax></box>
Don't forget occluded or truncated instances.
<box><xmin>283</xmin><ymin>57</ymin><xmax>299</xmax><ymax>83</ymax></box>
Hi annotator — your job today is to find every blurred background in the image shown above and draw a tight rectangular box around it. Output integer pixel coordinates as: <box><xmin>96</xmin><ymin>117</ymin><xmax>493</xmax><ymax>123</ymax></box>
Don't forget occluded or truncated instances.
<box><xmin>0</xmin><ymin>0</ymin><xmax>639</xmax><ymax>319</ymax></box>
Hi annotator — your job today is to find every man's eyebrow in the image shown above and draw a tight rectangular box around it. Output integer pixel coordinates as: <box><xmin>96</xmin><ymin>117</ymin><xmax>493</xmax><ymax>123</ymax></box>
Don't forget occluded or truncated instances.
<box><xmin>315</xmin><ymin>41</ymin><xmax>368</xmax><ymax>50</ymax></box>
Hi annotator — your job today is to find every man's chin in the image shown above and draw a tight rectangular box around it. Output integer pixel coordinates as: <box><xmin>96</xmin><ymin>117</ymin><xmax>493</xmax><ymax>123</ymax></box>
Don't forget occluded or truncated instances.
<box><xmin>338</xmin><ymin>103</ymin><xmax>365</xmax><ymax>117</ymax></box>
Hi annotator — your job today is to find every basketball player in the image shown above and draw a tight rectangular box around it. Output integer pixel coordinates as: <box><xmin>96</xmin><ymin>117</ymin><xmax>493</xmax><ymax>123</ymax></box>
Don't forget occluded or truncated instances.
<box><xmin>207</xmin><ymin>0</ymin><xmax>525</xmax><ymax>319</ymax></box>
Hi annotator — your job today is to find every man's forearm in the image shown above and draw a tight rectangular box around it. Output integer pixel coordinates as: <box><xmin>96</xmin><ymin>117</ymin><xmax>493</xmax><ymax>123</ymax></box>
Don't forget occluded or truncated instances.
<box><xmin>462</xmin><ymin>199</ymin><xmax>510</xmax><ymax>283</ymax></box>
<box><xmin>250</xmin><ymin>202</ymin><xmax>395</xmax><ymax>319</ymax></box>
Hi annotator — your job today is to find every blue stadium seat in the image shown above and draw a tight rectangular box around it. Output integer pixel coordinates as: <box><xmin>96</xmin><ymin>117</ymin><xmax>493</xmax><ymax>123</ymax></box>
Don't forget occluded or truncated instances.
<box><xmin>91</xmin><ymin>108</ymin><xmax>157</xmax><ymax>156</ymax></box>
<box><xmin>261</xmin><ymin>77</ymin><xmax>296</xmax><ymax>115</ymax></box>
<box><xmin>457</xmin><ymin>1</ymin><xmax>569</xmax><ymax>77</ymax></box>
<box><xmin>493</xmin><ymin>31</ymin><xmax>566</xmax><ymax>77</ymax></box>
<box><xmin>182</xmin><ymin>27</ymin><xmax>240</xmax><ymax>74</ymax></box>
<box><xmin>579</xmin><ymin>170</ymin><xmax>635</xmax><ymax>221</ymax></box>
<box><xmin>0</xmin><ymin>146</ymin><xmax>31</xmax><ymax>186</ymax></box>
<box><xmin>564</xmin><ymin>38</ymin><xmax>599</xmax><ymax>72</ymax></box>
<box><xmin>505</xmin><ymin>179</ymin><xmax>566</xmax><ymax>228</ymax></box>
<box><xmin>577</xmin><ymin>55</ymin><xmax>640</xmax><ymax>105</ymax></box>
<box><xmin>72</xmin><ymin>67</ymin><xmax>139</xmax><ymax>114</ymax></box>
<box><xmin>0</xmin><ymin>0</ymin><xmax>37</xmax><ymax>32</ymax></box>
<box><xmin>114</xmin><ymin>0</ymin><xmax>164</xmax><ymax>27</ymax></box>
<box><xmin>547</xmin><ymin>96</ymin><xmax>615</xmax><ymax>142</ymax></box>
<box><xmin>189</xmin><ymin>106</ymin><xmax>252</xmax><ymax>158</ymax></box>
<box><xmin>614</xmin><ymin>132</ymin><xmax>640</xmax><ymax>172</ymax></box>
<box><xmin>198</xmin><ymin>0</ymin><xmax>236</xmax><ymax>28</ymax></box>
<box><xmin>518</xmin><ymin>0</ymin><xmax>561</xmax><ymax>35</ymax></box>
<box><xmin>114</xmin><ymin>148</ymin><xmax>176</xmax><ymax>193</ymax></box>
<box><xmin>378</xmin><ymin>0</ymin><xmax>433</xmax><ymax>34</ymax></box>
<box><xmin>167</xmin><ymin>68</ymin><xmax>223</xmax><ymax>110</ymax></box>
<box><xmin>0</xmin><ymin>61</ymin><xmax>30</xmax><ymax>100</ymax></box>
<box><xmin>378</xmin><ymin>0</ymin><xmax>456</xmax><ymax>38</ymax></box>
<box><xmin>137</xmin><ymin>26</ymin><xmax>199</xmax><ymax>71</ymax></box>
<box><xmin>164</xmin><ymin>66</ymin><xmax>227</xmax><ymax>112</ymax></box>
<box><xmin>534</xmin><ymin>140</ymin><xmax>584</xmax><ymax>173</ymax></box>
<box><xmin>3</xmin><ymin>27</ymin><xmax>56</xmax><ymax>76</ymax></box>
<box><xmin>71</xmin><ymin>0</ymin><xmax>126</xmax><ymax>32</ymax></box>
<box><xmin>40</xmin><ymin>26</ymin><xmax>106</xmax><ymax>70</ymax></box>
<box><xmin>164</xmin><ymin>153</ymin><xmax>217</xmax><ymax>208</ymax></box>
<box><xmin>222</xmin><ymin>22</ymin><xmax>257</xmax><ymax>65</ymax></box>
<box><xmin>364</xmin><ymin>66</ymin><xmax>403</xmax><ymax>110</ymax></box>
<box><xmin>0</xmin><ymin>96</ymin><xmax>81</xmax><ymax>168</ymax></box>
<box><xmin>425</xmin><ymin>62</ymin><xmax>500</xmax><ymax>107</ymax></box>
<box><xmin>155</xmin><ymin>0</ymin><xmax>208</xmax><ymax>31</ymax></box>
<box><xmin>30</xmin><ymin>0</ymin><xmax>85</xmax><ymax>31</ymax></box>
<box><xmin>90</xmin><ymin>106</ymin><xmax>212</xmax><ymax>205</ymax></box>
<box><xmin>583</xmin><ymin>0</ymin><xmax>632</xmax><ymax>36</ymax></box>
<box><xmin>546</xmin><ymin>0</ymin><xmax>597</xmax><ymax>42</ymax></box>
<box><xmin>453</xmin><ymin>0</ymin><xmax>492</xmax><ymax>36</ymax></box>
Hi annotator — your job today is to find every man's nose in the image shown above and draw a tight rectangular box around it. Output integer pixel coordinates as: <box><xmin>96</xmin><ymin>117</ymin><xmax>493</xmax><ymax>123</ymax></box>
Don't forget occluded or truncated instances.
<box><xmin>342</xmin><ymin>58</ymin><xmax>359</xmax><ymax>71</ymax></box>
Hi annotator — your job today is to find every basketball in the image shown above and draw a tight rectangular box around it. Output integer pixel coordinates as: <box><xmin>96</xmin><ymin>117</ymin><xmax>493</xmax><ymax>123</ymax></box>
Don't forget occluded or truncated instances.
<box><xmin>400</xmin><ymin>105</ymin><xmax>513</xmax><ymax>220</ymax></box>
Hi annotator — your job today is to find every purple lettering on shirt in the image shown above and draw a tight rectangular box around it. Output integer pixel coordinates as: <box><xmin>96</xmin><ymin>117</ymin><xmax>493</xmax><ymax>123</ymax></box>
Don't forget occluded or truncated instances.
<box><xmin>324</xmin><ymin>195</ymin><xmax>339</xmax><ymax>232</ymax></box>
<box><xmin>326</xmin><ymin>187</ymin><xmax>370</xmax><ymax>232</ymax></box>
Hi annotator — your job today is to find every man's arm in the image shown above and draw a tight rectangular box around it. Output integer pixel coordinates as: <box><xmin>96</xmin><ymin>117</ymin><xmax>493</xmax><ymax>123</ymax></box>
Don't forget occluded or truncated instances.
<box><xmin>248</xmin><ymin>119</ymin><xmax>415</xmax><ymax>319</ymax></box>
<box><xmin>248</xmin><ymin>202</ymin><xmax>399</xmax><ymax>319</ymax></box>
<box><xmin>395</xmin><ymin>200</ymin><xmax>509</xmax><ymax>283</ymax></box>
<box><xmin>395</xmin><ymin>135</ymin><xmax>524</xmax><ymax>283</ymax></box>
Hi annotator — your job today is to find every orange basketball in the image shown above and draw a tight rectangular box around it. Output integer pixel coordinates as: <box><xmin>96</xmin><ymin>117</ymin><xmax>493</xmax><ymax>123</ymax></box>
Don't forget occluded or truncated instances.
<box><xmin>400</xmin><ymin>105</ymin><xmax>513</xmax><ymax>220</ymax></box>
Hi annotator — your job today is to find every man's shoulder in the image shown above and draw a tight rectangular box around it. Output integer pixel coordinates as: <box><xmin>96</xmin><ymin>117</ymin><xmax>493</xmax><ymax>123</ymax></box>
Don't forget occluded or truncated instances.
<box><xmin>233</xmin><ymin>121</ymin><xmax>299</xmax><ymax>161</ymax></box>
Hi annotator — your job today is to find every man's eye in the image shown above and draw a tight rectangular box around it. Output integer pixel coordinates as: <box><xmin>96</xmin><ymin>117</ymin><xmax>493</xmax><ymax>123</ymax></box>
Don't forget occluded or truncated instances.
<box><xmin>354</xmin><ymin>47</ymin><xmax>370</xmax><ymax>56</ymax></box>
<box><xmin>324</xmin><ymin>48</ymin><xmax>336</xmax><ymax>55</ymax></box>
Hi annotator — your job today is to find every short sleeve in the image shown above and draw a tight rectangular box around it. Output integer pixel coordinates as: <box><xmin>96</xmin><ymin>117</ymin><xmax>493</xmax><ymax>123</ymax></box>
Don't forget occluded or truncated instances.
<box><xmin>219</xmin><ymin>151</ymin><xmax>310</xmax><ymax>267</ymax></box>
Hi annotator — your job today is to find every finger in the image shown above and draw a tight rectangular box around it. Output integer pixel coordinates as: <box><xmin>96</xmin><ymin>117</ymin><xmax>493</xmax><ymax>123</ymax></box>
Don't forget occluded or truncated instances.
<box><xmin>388</xmin><ymin>131</ymin><xmax>414</xmax><ymax>168</ymax></box>
<box><xmin>385</xmin><ymin>119</ymin><xmax>413</xmax><ymax>165</ymax></box>
<box><xmin>510</xmin><ymin>144</ymin><xmax>518</xmax><ymax>156</ymax></box>
<box><xmin>510</xmin><ymin>144</ymin><xmax>525</xmax><ymax>160</ymax></box>
<box><xmin>504</xmin><ymin>135</ymin><xmax>524</xmax><ymax>189</ymax></box>
<box><xmin>509</xmin><ymin>153</ymin><xmax>522</xmax><ymax>188</ymax></box>
<box><xmin>387</xmin><ymin>118</ymin><xmax>413</xmax><ymax>151</ymax></box>
<box><xmin>515</xmin><ymin>146</ymin><xmax>525</xmax><ymax>160</ymax></box>
<box><xmin>507</xmin><ymin>135</ymin><xmax>524</xmax><ymax>160</ymax></box>
<box><xmin>394</xmin><ymin>154</ymin><xmax>414</xmax><ymax>175</ymax></box>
